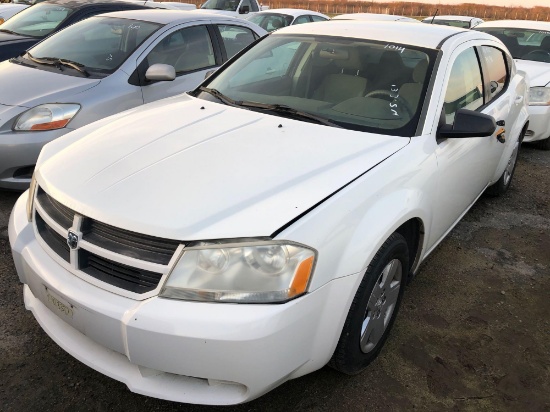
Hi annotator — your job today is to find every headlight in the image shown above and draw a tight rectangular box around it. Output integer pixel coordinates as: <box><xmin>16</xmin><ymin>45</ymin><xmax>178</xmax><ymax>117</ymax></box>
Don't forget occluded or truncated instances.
<box><xmin>528</xmin><ymin>87</ymin><xmax>550</xmax><ymax>106</ymax></box>
<box><xmin>26</xmin><ymin>173</ymin><xmax>37</xmax><ymax>222</ymax></box>
<box><xmin>14</xmin><ymin>104</ymin><xmax>80</xmax><ymax>131</ymax></box>
<box><xmin>161</xmin><ymin>240</ymin><xmax>316</xmax><ymax>303</ymax></box>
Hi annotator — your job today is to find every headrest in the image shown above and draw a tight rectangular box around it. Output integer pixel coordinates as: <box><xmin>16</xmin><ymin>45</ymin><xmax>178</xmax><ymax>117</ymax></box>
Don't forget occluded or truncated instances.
<box><xmin>412</xmin><ymin>59</ymin><xmax>428</xmax><ymax>83</ymax></box>
<box><xmin>379</xmin><ymin>50</ymin><xmax>404</xmax><ymax>68</ymax></box>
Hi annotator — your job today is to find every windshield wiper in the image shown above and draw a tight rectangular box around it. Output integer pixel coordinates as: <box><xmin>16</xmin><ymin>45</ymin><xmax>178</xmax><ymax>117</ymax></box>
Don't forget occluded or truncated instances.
<box><xmin>24</xmin><ymin>52</ymin><xmax>89</xmax><ymax>77</ymax></box>
<box><xmin>239</xmin><ymin>101</ymin><xmax>343</xmax><ymax>128</ymax></box>
<box><xmin>198</xmin><ymin>86</ymin><xmax>241</xmax><ymax>107</ymax></box>
<box><xmin>56</xmin><ymin>59</ymin><xmax>90</xmax><ymax>77</ymax></box>
<box><xmin>198</xmin><ymin>87</ymin><xmax>342</xmax><ymax>128</ymax></box>
<box><xmin>0</xmin><ymin>29</ymin><xmax>20</xmax><ymax>35</ymax></box>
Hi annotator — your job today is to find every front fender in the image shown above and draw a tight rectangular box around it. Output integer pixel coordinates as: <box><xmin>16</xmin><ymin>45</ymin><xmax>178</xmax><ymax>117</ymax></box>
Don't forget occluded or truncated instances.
<box><xmin>277</xmin><ymin>137</ymin><xmax>437</xmax><ymax>292</ymax></box>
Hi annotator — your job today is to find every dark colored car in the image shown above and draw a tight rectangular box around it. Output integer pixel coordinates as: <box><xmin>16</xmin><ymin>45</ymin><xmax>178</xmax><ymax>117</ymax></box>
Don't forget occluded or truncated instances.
<box><xmin>0</xmin><ymin>0</ymin><xmax>148</xmax><ymax>62</ymax></box>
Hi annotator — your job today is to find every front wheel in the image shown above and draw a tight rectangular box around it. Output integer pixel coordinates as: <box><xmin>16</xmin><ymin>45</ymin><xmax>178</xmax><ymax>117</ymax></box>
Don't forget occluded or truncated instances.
<box><xmin>486</xmin><ymin>138</ymin><xmax>520</xmax><ymax>197</ymax></box>
<box><xmin>330</xmin><ymin>233</ymin><xmax>409</xmax><ymax>375</ymax></box>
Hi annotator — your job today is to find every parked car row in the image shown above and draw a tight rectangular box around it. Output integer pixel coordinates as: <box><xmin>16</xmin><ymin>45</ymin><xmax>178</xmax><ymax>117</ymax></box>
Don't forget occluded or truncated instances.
<box><xmin>3</xmin><ymin>4</ymin><xmax>548</xmax><ymax>407</ymax></box>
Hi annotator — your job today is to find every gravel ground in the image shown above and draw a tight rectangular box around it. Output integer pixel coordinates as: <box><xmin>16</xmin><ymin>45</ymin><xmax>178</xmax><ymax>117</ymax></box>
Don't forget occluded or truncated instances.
<box><xmin>0</xmin><ymin>145</ymin><xmax>548</xmax><ymax>411</ymax></box>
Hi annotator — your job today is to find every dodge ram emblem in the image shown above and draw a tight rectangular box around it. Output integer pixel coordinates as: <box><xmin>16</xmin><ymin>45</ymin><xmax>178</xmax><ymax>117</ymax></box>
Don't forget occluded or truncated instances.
<box><xmin>67</xmin><ymin>230</ymin><xmax>79</xmax><ymax>250</ymax></box>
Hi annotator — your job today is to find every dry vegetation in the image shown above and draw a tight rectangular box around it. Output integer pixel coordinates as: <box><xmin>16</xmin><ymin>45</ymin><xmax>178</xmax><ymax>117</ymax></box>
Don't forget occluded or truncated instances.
<box><xmin>182</xmin><ymin>0</ymin><xmax>550</xmax><ymax>21</ymax></box>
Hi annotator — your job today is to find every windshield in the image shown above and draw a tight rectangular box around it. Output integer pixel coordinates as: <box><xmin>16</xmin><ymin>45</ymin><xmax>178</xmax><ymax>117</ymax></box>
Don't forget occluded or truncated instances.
<box><xmin>198</xmin><ymin>35</ymin><xmax>436</xmax><ymax>136</ymax></box>
<box><xmin>475</xmin><ymin>28</ymin><xmax>550</xmax><ymax>62</ymax></box>
<box><xmin>23</xmin><ymin>17</ymin><xmax>161</xmax><ymax>76</ymax></box>
<box><xmin>201</xmin><ymin>0</ymin><xmax>239</xmax><ymax>11</ymax></box>
<box><xmin>0</xmin><ymin>3</ymin><xmax>75</xmax><ymax>37</ymax></box>
<box><xmin>247</xmin><ymin>13</ymin><xmax>293</xmax><ymax>32</ymax></box>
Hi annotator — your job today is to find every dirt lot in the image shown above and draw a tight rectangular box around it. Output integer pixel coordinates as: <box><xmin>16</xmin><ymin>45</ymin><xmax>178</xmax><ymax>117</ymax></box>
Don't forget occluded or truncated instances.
<box><xmin>0</xmin><ymin>145</ymin><xmax>548</xmax><ymax>411</ymax></box>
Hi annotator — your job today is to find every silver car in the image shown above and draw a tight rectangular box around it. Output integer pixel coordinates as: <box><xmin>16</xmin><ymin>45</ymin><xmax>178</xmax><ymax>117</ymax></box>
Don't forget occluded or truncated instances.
<box><xmin>0</xmin><ymin>9</ymin><xmax>266</xmax><ymax>190</ymax></box>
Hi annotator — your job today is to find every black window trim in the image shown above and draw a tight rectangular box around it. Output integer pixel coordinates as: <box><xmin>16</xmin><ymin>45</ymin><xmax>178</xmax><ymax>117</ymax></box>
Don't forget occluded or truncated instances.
<box><xmin>476</xmin><ymin>44</ymin><xmax>511</xmax><ymax>111</ymax></box>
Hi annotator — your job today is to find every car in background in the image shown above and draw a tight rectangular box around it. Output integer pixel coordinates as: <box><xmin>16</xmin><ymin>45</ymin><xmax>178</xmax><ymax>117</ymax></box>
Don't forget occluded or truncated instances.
<box><xmin>475</xmin><ymin>20</ymin><xmax>550</xmax><ymax>150</ymax></box>
<box><xmin>0</xmin><ymin>0</ymin><xmax>150</xmax><ymax>62</ymax></box>
<box><xmin>422</xmin><ymin>15</ymin><xmax>484</xmax><ymax>29</ymax></box>
<box><xmin>10</xmin><ymin>20</ymin><xmax>528</xmax><ymax>405</ymax></box>
<box><xmin>0</xmin><ymin>3</ymin><xmax>28</xmax><ymax>25</ymax></box>
<box><xmin>0</xmin><ymin>9</ymin><xmax>266</xmax><ymax>190</ymax></box>
<box><xmin>332</xmin><ymin>13</ymin><xmax>419</xmax><ymax>23</ymax></box>
<box><xmin>246</xmin><ymin>8</ymin><xmax>328</xmax><ymax>32</ymax></box>
<box><xmin>199</xmin><ymin>0</ymin><xmax>267</xmax><ymax>19</ymax></box>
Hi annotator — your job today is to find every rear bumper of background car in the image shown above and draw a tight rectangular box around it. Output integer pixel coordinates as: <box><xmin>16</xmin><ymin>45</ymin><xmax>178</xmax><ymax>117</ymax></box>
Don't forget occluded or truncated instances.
<box><xmin>524</xmin><ymin>105</ymin><xmax>550</xmax><ymax>142</ymax></box>
<box><xmin>9</xmin><ymin>192</ymin><xmax>359</xmax><ymax>404</ymax></box>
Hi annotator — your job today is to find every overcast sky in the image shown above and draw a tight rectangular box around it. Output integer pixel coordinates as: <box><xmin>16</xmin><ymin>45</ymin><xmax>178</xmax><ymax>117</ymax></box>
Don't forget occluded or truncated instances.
<box><xmin>384</xmin><ymin>0</ymin><xmax>548</xmax><ymax>7</ymax></box>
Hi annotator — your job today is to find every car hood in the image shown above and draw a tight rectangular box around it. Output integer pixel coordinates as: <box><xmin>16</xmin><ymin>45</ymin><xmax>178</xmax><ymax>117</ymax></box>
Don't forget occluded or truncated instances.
<box><xmin>0</xmin><ymin>61</ymin><xmax>100</xmax><ymax>107</ymax></box>
<box><xmin>38</xmin><ymin>95</ymin><xmax>409</xmax><ymax>241</ymax></box>
<box><xmin>515</xmin><ymin>59</ymin><xmax>550</xmax><ymax>87</ymax></box>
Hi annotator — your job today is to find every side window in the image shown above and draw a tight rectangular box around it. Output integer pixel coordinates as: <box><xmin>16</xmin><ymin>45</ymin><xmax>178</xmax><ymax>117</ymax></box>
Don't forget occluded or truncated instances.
<box><xmin>217</xmin><ymin>25</ymin><xmax>256</xmax><ymax>59</ymax></box>
<box><xmin>311</xmin><ymin>15</ymin><xmax>328</xmax><ymax>22</ymax></box>
<box><xmin>293</xmin><ymin>16</ymin><xmax>311</xmax><ymax>25</ymax></box>
<box><xmin>240</xmin><ymin>0</ymin><xmax>257</xmax><ymax>12</ymax></box>
<box><xmin>443</xmin><ymin>47</ymin><xmax>484</xmax><ymax>124</ymax></box>
<box><xmin>480</xmin><ymin>46</ymin><xmax>508</xmax><ymax>103</ymax></box>
<box><xmin>146</xmin><ymin>25</ymin><xmax>214</xmax><ymax>75</ymax></box>
<box><xmin>248</xmin><ymin>0</ymin><xmax>259</xmax><ymax>12</ymax></box>
<box><xmin>228</xmin><ymin>40</ymin><xmax>302</xmax><ymax>87</ymax></box>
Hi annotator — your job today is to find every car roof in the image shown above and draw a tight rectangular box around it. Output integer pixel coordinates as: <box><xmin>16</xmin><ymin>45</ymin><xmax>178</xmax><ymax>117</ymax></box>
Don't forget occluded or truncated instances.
<box><xmin>98</xmin><ymin>9</ymin><xmax>248</xmax><ymax>24</ymax></box>
<box><xmin>332</xmin><ymin>13</ymin><xmax>418</xmax><ymax>23</ymax></box>
<box><xmin>252</xmin><ymin>8</ymin><xmax>328</xmax><ymax>18</ymax></box>
<box><xmin>476</xmin><ymin>20</ymin><xmax>550</xmax><ymax>31</ymax></box>
<box><xmin>275</xmin><ymin>20</ymin><xmax>480</xmax><ymax>49</ymax></box>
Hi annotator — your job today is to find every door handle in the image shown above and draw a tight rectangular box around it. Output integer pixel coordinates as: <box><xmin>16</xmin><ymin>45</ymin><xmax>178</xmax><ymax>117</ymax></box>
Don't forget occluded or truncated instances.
<box><xmin>514</xmin><ymin>95</ymin><xmax>524</xmax><ymax>104</ymax></box>
<box><xmin>496</xmin><ymin>127</ymin><xmax>506</xmax><ymax>144</ymax></box>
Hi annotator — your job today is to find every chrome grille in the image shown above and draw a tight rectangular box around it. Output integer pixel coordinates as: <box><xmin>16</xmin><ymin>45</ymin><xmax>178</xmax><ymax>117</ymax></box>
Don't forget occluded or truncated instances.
<box><xmin>34</xmin><ymin>186</ymin><xmax>181</xmax><ymax>296</ymax></box>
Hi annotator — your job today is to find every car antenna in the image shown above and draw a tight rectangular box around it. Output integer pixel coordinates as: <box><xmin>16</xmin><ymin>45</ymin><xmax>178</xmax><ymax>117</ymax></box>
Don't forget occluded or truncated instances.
<box><xmin>429</xmin><ymin>9</ymin><xmax>439</xmax><ymax>24</ymax></box>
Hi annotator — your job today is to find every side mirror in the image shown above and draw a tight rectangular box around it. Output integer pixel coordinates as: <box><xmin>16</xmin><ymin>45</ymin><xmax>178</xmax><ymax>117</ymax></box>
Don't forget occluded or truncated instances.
<box><xmin>438</xmin><ymin>109</ymin><xmax>496</xmax><ymax>139</ymax></box>
<box><xmin>239</xmin><ymin>5</ymin><xmax>250</xmax><ymax>14</ymax></box>
<box><xmin>145</xmin><ymin>64</ymin><xmax>176</xmax><ymax>82</ymax></box>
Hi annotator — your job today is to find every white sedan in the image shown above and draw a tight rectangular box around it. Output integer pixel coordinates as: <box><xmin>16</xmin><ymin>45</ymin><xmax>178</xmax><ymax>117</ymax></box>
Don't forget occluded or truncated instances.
<box><xmin>0</xmin><ymin>9</ymin><xmax>265</xmax><ymax>190</ymax></box>
<box><xmin>422</xmin><ymin>15</ymin><xmax>484</xmax><ymax>29</ymax></box>
<box><xmin>475</xmin><ymin>20</ymin><xmax>550</xmax><ymax>150</ymax></box>
<box><xmin>246</xmin><ymin>8</ymin><xmax>328</xmax><ymax>32</ymax></box>
<box><xmin>10</xmin><ymin>21</ymin><xmax>528</xmax><ymax>405</ymax></box>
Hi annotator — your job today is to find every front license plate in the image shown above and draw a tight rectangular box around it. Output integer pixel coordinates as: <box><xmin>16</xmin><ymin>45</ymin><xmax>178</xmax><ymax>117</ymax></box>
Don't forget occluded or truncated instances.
<box><xmin>44</xmin><ymin>287</ymin><xmax>76</xmax><ymax>319</ymax></box>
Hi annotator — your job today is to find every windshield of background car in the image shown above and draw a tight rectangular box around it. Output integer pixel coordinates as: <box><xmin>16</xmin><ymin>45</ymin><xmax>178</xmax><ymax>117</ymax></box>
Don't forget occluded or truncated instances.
<box><xmin>0</xmin><ymin>3</ymin><xmax>75</xmax><ymax>37</ymax></box>
<box><xmin>429</xmin><ymin>19</ymin><xmax>470</xmax><ymax>29</ymax></box>
<box><xmin>23</xmin><ymin>17</ymin><xmax>161</xmax><ymax>76</ymax></box>
<box><xmin>201</xmin><ymin>0</ymin><xmax>239</xmax><ymax>12</ymax></box>
<box><xmin>247</xmin><ymin>13</ymin><xmax>293</xmax><ymax>32</ymax></box>
<box><xmin>475</xmin><ymin>27</ymin><xmax>550</xmax><ymax>62</ymax></box>
<box><xmin>199</xmin><ymin>35</ymin><xmax>437</xmax><ymax>136</ymax></box>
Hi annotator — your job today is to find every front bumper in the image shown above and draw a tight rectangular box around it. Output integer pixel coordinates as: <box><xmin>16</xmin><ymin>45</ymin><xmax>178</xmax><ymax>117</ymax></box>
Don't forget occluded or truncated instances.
<box><xmin>9</xmin><ymin>192</ymin><xmax>358</xmax><ymax>404</ymax></box>
<box><xmin>524</xmin><ymin>105</ymin><xmax>550</xmax><ymax>143</ymax></box>
<box><xmin>0</xmin><ymin>104</ymin><xmax>72</xmax><ymax>190</ymax></box>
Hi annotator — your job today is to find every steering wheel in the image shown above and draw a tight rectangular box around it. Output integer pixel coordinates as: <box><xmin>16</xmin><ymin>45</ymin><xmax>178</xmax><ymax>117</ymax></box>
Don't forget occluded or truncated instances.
<box><xmin>365</xmin><ymin>89</ymin><xmax>414</xmax><ymax>119</ymax></box>
<box><xmin>521</xmin><ymin>50</ymin><xmax>550</xmax><ymax>63</ymax></box>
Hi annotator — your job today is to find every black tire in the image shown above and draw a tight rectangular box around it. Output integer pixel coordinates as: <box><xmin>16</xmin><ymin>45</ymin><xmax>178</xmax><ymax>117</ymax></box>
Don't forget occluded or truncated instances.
<box><xmin>486</xmin><ymin>138</ymin><xmax>521</xmax><ymax>197</ymax></box>
<box><xmin>329</xmin><ymin>233</ymin><xmax>409</xmax><ymax>375</ymax></box>
<box><xmin>533</xmin><ymin>137</ymin><xmax>550</xmax><ymax>151</ymax></box>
